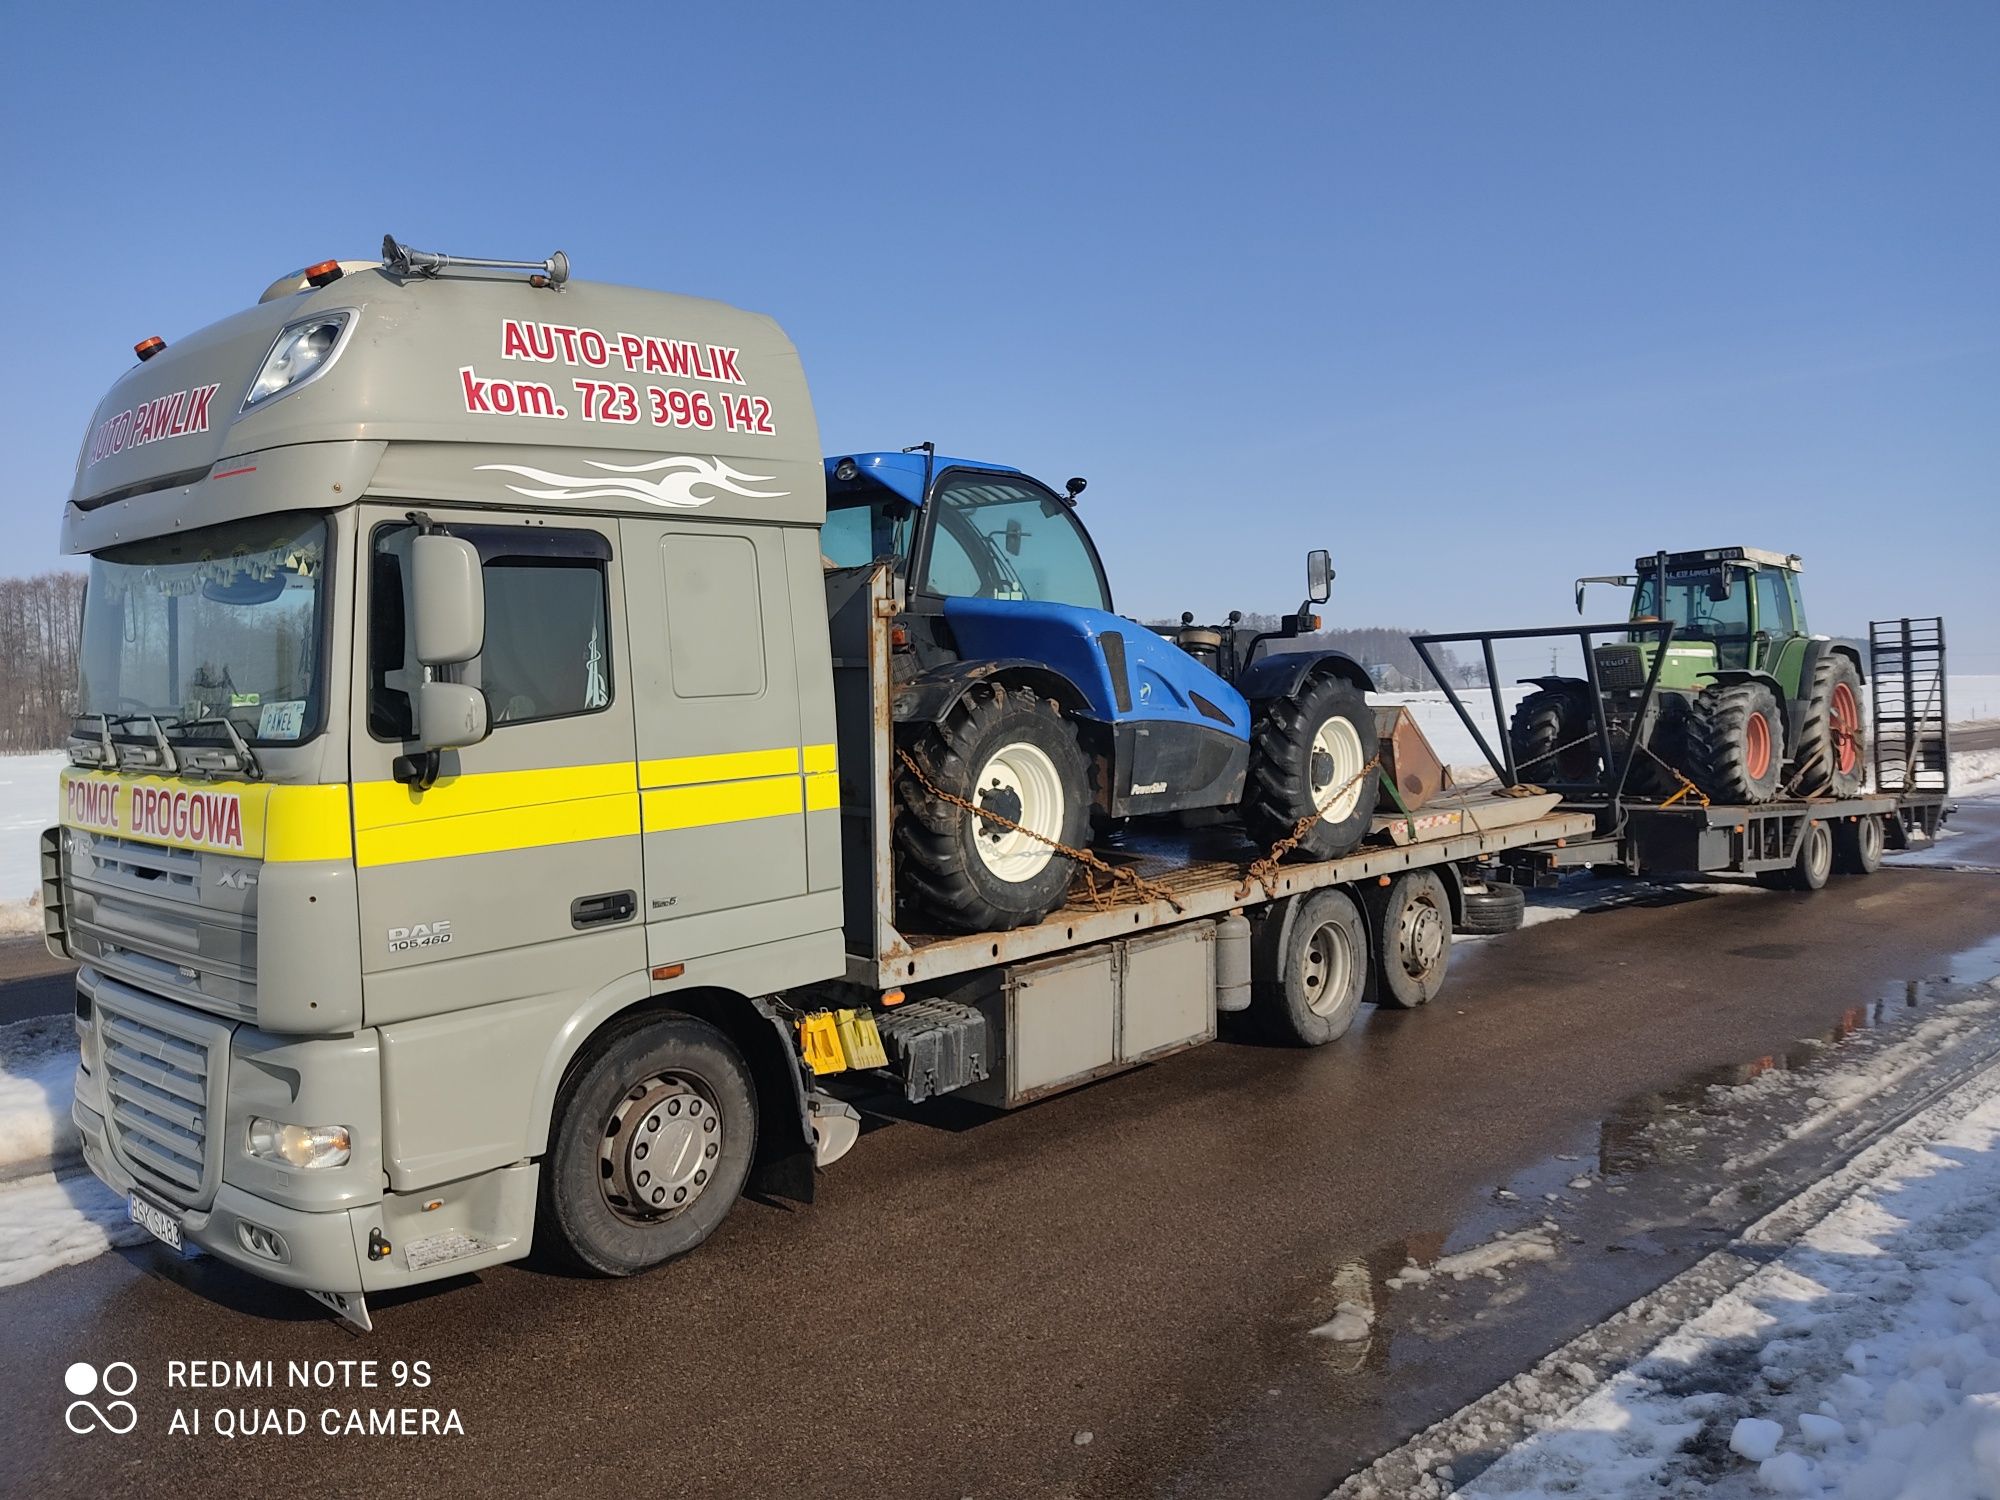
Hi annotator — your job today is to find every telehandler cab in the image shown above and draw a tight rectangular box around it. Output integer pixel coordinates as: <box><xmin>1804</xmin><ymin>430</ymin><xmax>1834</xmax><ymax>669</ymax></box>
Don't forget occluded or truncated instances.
<box><xmin>1512</xmin><ymin>547</ymin><xmax>1866</xmax><ymax>804</ymax></box>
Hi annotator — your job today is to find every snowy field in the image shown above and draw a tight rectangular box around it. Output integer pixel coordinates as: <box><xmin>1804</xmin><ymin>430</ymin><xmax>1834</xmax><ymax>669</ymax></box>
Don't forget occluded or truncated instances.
<box><xmin>0</xmin><ymin>751</ymin><xmax>64</xmax><ymax>933</ymax></box>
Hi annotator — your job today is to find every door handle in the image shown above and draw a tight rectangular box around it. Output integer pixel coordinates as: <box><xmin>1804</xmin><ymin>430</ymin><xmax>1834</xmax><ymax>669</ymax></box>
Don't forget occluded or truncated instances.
<box><xmin>570</xmin><ymin>890</ymin><xmax>638</xmax><ymax>929</ymax></box>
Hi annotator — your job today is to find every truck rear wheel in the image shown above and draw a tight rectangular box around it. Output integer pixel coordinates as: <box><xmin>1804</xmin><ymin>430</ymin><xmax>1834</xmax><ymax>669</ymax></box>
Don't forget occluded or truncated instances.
<box><xmin>1508</xmin><ymin>684</ymin><xmax>1599</xmax><ymax>787</ymax></box>
<box><xmin>1758</xmin><ymin>819</ymin><xmax>1834</xmax><ymax>892</ymax></box>
<box><xmin>895</xmin><ymin>683</ymin><xmax>1092</xmax><ymax>932</ymax></box>
<box><xmin>538</xmin><ymin>1013</ymin><xmax>758</xmax><ymax>1277</ymax></box>
<box><xmin>1248</xmin><ymin>888</ymin><xmax>1369</xmax><ymax>1045</ymax></box>
<box><xmin>1364</xmin><ymin>869</ymin><xmax>1452</xmax><ymax>1008</ymax></box>
<box><xmin>1687</xmin><ymin>682</ymin><xmax>1784</xmax><ymax>803</ymax></box>
<box><xmin>1243</xmin><ymin>675</ymin><xmax>1380</xmax><ymax>860</ymax></box>
<box><xmin>1833</xmin><ymin>813</ymin><xmax>1885</xmax><ymax>875</ymax></box>
<box><xmin>1791</xmin><ymin>653</ymin><xmax>1867</xmax><ymax>798</ymax></box>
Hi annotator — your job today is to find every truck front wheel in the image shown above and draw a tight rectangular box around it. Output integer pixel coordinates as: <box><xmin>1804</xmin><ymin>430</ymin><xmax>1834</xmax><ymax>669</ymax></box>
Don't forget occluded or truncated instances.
<box><xmin>537</xmin><ymin>1013</ymin><xmax>758</xmax><ymax>1277</ymax></box>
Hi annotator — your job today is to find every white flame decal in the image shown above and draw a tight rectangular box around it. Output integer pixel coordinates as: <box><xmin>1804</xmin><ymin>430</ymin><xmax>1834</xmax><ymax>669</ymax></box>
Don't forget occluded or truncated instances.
<box><xmin>475</xmin><ymin>455</ymin><xmax>789</xmax><ymax>509</ymax></box>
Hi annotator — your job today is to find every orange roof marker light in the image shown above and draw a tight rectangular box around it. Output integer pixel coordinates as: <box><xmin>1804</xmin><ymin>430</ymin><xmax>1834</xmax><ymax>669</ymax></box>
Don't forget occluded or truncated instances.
<box><xmin>134</xmin><ymin>336</ymin><xmax>166</xmax><ymax>362</ymax></box>
<box><xmin>304</xmin><ymin>260</ymin><xmax>345</xmax><ymax>288</ymax></box>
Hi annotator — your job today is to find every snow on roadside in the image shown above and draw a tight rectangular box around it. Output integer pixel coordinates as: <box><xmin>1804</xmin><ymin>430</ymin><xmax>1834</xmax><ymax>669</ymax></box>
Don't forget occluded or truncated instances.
<box><xmin>0</xmin><ymin>1014</ymin><xmax>81</xmax><ymax>1179</ymax></box>
<box><xmin>1459</xmin><ymin>1061</ymin><xmax>2000</xmax><ymax>1499</ymax></box>
<box><xmin>0</xmin><ymin>751</ymin><xmax>65</xmax><ymax>914</ymax></box>
<box><xmin>0</xmin><ymin>1170</ymin><xmax>145</xmax><ymax>1289</ymax></box>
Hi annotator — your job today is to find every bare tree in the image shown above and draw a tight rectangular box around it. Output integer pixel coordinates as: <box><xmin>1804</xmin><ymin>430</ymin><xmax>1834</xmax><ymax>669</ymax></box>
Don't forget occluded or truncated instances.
<box><xmin>0</xmin><ymin>573</ymin><xmax>86</xmax><ymax>751</ymax></box>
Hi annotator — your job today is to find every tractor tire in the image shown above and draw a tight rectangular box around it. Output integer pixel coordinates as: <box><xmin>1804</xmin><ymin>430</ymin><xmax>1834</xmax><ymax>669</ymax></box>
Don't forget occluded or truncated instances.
<box><xmin>1508</xmin><ymin>684</ymin><xmax>1600</xmax><ymax>788</ymax></box>
<box><xmin>1758</xmin><ymin>818</ymin><xmax>1834</xmax><ymax>892</ymax></box>
<box><xmin>894</xmin><ymin>682</ymin><xmax>1092</xmax><ymax>933</ymax></box>
<box><xmin>1686</xmin><ymin>681</ymin><xmax>1784</xmax><ymax>804</ymax></box>
<box><xmin>536</xmin><ymin>1012</ymin><xmax>758</xmax><ymax>1277</ymax></box>
<box><xmin>1833</xmin><ymin>812</ymin><xmax>1886</xmax><ymax>875</ymax></box>
<box><xmin>1624</xmin><ymin>695</ymin><xmax>1692</xmax><ymax>798</ymax></box>
<box><xmin>1458</xmin><ymin>882</ymin><xmax>1527</xmax><ymax>935</ymax></box>
<box><xmin>1243</xmin><ymin>675</ymin><xmax>1380</xmax><ymax>860</ymax></box>
<box><xmin>1790</xmin><ymin>653</ymin><xmax>1867</xmax><ymax>798</ymax></box>
<box><xmin>1363</xmin><ymin>869</ymin><xmax>1452</xmax><ymax>1009</ymax></box>
<box><xmin>1247</xmin><ymin>888</ymin><xmax>1370</xmax><ymax>1046</ymax></box>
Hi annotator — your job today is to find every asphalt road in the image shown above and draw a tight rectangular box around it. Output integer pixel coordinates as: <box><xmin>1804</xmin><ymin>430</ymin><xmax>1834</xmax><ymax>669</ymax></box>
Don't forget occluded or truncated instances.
<box><xmin>5</xmin><ymin>806</ymin><xmax>2000</xmax><ymax>1500</ymax></box>
<box><xmin>0</xmin><ymin>935</ymin><xmax>71</xmax><ymax>1025</ymax></box>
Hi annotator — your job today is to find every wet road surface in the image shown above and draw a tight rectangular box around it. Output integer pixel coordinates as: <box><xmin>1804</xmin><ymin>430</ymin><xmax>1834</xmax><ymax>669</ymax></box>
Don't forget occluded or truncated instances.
<box><xmin>0</xmin><ymin>937</ymin><xmax>72</xmax><ymax>1026</ymax></box>
<box><xmin>5</xmin><ymin>851</ymin><xmax>2000</xmax><ymax>1499</ymax></box>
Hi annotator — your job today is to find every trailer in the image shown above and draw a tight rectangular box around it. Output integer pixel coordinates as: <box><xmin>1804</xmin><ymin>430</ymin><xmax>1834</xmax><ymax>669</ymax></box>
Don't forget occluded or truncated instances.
<box><xmin>1409</xmin><ymin>616</ymin><xmax>1952</xmax><ymax>893</ymax></box>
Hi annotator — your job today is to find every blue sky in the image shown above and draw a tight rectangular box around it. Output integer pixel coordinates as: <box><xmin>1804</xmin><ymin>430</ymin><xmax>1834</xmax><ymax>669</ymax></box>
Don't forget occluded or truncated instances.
<box><xmin>3</xmin><ymin>2</ymin><xmax>1994</xmax><ymax>679</ymax></box>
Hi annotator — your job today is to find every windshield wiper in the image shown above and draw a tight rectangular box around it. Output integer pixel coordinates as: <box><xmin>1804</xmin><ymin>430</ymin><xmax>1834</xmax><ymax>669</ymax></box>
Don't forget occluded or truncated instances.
<box><xmin>67</xmin><ymin>712</ymin><xmax>178</xmax><ymax>772</ymax></box>
<box><xmin>165</xmin><ymin>716</ymin><xmax>263</xmax><ymax>780</ymax></box>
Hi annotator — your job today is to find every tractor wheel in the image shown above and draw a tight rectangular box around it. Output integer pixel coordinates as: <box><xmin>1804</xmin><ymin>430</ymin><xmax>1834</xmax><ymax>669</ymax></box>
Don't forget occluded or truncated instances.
<box><xmin>1790</xmin><ymin>653</ymin><xmax>1867</xmax><ymax>798</ymax></box>
<box><xmin>1243</xmin><ymin>675</ymin><xmax>1380</xmax><ymax>860</ymax></box>
<box><xmin>1363</xmin><ymin>869</ymin><xmax>1452</xmax><ymax>1009</ymax></box>
<box><xmin>1686</xmin><ymin>682</ymin><xmax>1784</xmax><ymax>804</ymax></box>
<box><xmin>1508</xmin><ymin>684</ymin><xmax>1600</xmax><ymax>788</ymax></box>
<box><xmin>1625</xmin><ymin>695</ymin><xmax>1692</xmax><ymax>798</ymax></box>
<box><xmin>1833</xmin><ymin>813</ymin><xmax>1886</xmax><ymax>875</ymax></box>
<box><xmin>1758</xmin><ymin>818</ymin><xmax>1834</xmax><ymax>892</ymax></box>
<box><xmin>894</xmin><ymin>683</ymin><xmax>1091</xmax><ymax>933</ymax></box>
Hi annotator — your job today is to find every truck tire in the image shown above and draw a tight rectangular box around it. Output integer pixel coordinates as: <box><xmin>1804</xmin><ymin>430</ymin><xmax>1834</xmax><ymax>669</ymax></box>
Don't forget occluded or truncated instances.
<box><xmin>1791</xmin><ymin>653</ymin><xmax>1867</xmax><ymax>798</ymax></box>
<box><xmin>1243</xmin><ymin>675</ymin><xmax>1380</xmax><ymax>860</ymax></box>
<box><xmin>1509</xmin><ymin>685</ymin><xmax>1599</xmax><ymax>787</ymax></box>
<box><xmin>1758</xmin><ymin>818</ymin><xmax>1834</xmax><ymax>892</ymax></box>
<box><xmin>537</xmin><ymin>1012</ymin><xmax>758</xmax><ymax>1277</ymax></box>
<box><xmin>1363</xmin><ymin>869</ymin><xmax>1452</xmax><ymax>1008</ymax></box>
<box><xmin>1248</xmin><ymin>888</ymin><xmax>1369</xmax><ymax>1045</ymax></box>
<box><xmin>894</xmin><ymin>683</ymin><xmax>1092</xmax><ymax>932</ymax></box>
<box><xmin>1458</xmin><ymin>882</ymin><xmax>1526</xmax><ymax>935</ymax></box>
<box><xmin>1687</xmin><ymin>682</ymin><xmax>1784</xmax><ymax>804</ymax></box>
<box><xmin>1833</xmin><ymin>813</ymin><xmax>1885</xmax><ymax>875</ymax></box>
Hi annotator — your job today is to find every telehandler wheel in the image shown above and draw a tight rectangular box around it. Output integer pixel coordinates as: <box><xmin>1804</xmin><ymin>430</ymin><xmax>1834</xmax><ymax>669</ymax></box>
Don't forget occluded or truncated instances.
<box><xmin>1363</xmin><ymin>869</ymin><xmax>1452</xmax><ymax>1009</ymax></box>
<box><xmin>1508</xmin><ymin>685</ymin><xmax>1600</xmax><ymax>787</ymax></box>
<box><xmin>537</xmin><ymin>1012</ymin><xmax>758</xmax><ymax>1277</ymax></box>
<box><xmin>1833</xmin><ymin>813</ymin><xmax>1885</xmax><ymax>875</ymax></box>
<box><xmin>1758</xmin><ymin>818</ymin><xmax>1834</xmax><ymax>892</ymax></box>
<box><xmin>1248</xmin><ymin>888</ymin><xmax>1369</xmax><ymax>1045</ymax></box>
<box><xmin>1791</xmin><ymin>653</ymin><xmax>1867</xmax><ymax>798</ymax></box>
<box><xmin>894</xmin><ymin>682</ymin><xmax>1092</xmax><ymax>932</ymax></box>
<box><xmin>1458</xmin><ymin>882</ymin><xmax>1526</xmax><ymax>935</ymax></box>
<box><xmin>1687</xmin><ymin>681</ymin><xmax>1784</xmax><ymax>804</ymax></box>
<box><xmin>1243</xmin><ymin>675</ymin><xmax>1380</xmax><ymax>860</ymax></box>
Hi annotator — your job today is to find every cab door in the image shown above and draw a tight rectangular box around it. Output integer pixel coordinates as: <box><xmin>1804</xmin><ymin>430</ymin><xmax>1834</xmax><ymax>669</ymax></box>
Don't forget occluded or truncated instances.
<box><xmin>350</xmin><ymin>505</ymin><xmax>643</xmax><ymax>1026</ymax></box>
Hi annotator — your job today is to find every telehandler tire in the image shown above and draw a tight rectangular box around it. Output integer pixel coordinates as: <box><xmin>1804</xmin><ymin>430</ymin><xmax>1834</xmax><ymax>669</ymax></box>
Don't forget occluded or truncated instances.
<box><xmin>1687</xmin><ymin>681</ymin><xmax>1784</xmax><ymax>804</ymax></box>
<box><xmin>1508</xmin><ymin>685</ymin><xmax>1600</xmax><ymax>787</ymax></box>
<box><xmin>1790</xmin><ymin>653</ymin><xmax>1867</xmax><ymax>798</ymax></box>
<box><xmin>537</xmin><ymin>1012</ymin><xmax>758</xmax><ymax>1277</ymax></box>
<box><xmin>1247</xmin><ymin>888</ymin><xmax>1369</xmax><ymax>1045</ymax></box>
<box><xmin>1363</xmin><ymin>869</ymin><xmax>1452</xmax><ymax>1009</ymax></box>
<box><xmin>1833</xmin><ymin>812</ymin><xmax>1885</xmax><ymax>875</ymax></box>
<box><xmin>894</xmin><ymin>682</ymin><xmax>1092</xmax><ymax>932</ymax></box>
<box><xmin>1244</xmin><ymin>675</ymin><xmax>1380</xmax><ymax>860</ymax></box>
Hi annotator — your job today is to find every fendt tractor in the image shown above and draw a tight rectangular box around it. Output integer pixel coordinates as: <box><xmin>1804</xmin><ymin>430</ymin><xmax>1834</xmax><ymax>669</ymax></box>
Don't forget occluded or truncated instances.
<box><xmin>43</xmin><ymin>237</ymin><xmax>1594</xmax><ymax>1328</ymax></box>
<box><xmin>1511</xmin><ymin>547</ymin><xmax>1867</xmax><ymax>805</ymax></box>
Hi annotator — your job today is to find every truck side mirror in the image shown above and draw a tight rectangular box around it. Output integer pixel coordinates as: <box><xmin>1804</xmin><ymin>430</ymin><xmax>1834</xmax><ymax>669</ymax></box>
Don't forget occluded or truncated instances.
<box><xmin>1306</xmin><ymin>549</ymin><xmax>1333</xmax><ymax>605</ymax></box>
<box><xmin>415</xmin><ymin>680</ymin><xmax>489</xmax><ymax>751</ymax></box>
<box><xmin>411</xmin><ymin>533</ymin><xmax>485</xmax><ymax>666</ymax></box>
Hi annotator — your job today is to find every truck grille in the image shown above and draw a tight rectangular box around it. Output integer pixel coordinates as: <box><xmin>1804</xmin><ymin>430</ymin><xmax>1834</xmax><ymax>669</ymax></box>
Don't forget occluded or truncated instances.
<box><xmin>1595</xmin><ymin>645</ymin><xmax>1646</xmax><ymax>691</ymax></box>
<box><xmin>94</xmin><ymin>981</ymin><xmax>228</xmax><ymax>1208</ymax></box>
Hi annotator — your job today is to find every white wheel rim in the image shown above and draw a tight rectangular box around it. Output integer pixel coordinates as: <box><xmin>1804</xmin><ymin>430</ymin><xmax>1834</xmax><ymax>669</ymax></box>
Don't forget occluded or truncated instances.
<box><xmin>970</xmin><ymin>741</ymin><xmax>1065</xmax><ymax>882</ymax></box>
<box><xmin>1310</xmin><ymin>716</ymin><xmax>1367</xmax><ymax>821</ymax></box>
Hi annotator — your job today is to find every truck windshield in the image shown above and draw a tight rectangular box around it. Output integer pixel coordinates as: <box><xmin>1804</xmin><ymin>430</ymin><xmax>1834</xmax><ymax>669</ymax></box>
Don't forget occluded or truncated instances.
<box><xmin>77</xmin><ymin>511</ymin><xmax>329</xmax><ymax>745</ymax></box>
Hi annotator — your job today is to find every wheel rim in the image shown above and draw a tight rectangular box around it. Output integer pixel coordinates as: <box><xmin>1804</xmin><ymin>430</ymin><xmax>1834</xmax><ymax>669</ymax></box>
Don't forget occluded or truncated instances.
<box><xmin>970</xmin><ymin>740</ymin><xmax>1064</xmax><ymax>882</ymax></box>
<box><xmin>1396</xmin><ymin>894</ymin><xmax>1447</xmax><ymax>978</ymax></box>
<box><xmin>1299</xmin><ymin>917</ymin><xmax>1357</xmax><ymax>1017</ymax></box>
<box><xmin>1744</xmin><ymin>709</ymin><xmax>1773</xmax><ymax>781</ymax></box>
<box><xmin>599</xmin><ymin>1071</ymin><xmax>723</xmax><ymax>1224</ymax></box>
<box><xmin>1309</xmin><ymin>716</ymin><xmax>1368</xmax><ymax>821</ymax></box>
<box><xmin>1830</xmin><ymin>682</ymin><xmax>1860</xmax><ymax>774</ymax></box>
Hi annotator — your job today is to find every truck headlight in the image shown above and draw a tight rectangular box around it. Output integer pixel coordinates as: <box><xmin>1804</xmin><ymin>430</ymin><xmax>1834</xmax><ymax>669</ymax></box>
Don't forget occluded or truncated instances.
<box><xmin>246</xmin><ymin>1117</ymin><xmax>352</xmax><ymax>1170</ymax></box>
<box><xmin>243</xmin><ymin>311</ymin><xmax>353</xmax><ymax>409</ymax></box>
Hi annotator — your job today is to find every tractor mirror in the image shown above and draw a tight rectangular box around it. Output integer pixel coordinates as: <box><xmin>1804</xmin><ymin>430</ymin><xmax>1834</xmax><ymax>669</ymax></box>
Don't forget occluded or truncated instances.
<box><xmin>1306</xmin><ymin>549</ymin><xmax>1333</xmax><ymax>604</ymax></box>
<box><xmin>1003</xmin><ymin>518</ymin><xmax>1024</xmax><ymax>556</ymax></box>
<box><xmin>1706</xmin><ymin>574</ymin><xmax>1735</xmax><ymax>603</ymax></box>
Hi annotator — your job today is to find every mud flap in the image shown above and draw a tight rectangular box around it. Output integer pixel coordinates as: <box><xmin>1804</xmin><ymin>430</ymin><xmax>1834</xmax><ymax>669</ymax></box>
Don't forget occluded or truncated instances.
<box><xmin>306</xmin><ymin>1287</ymin><xmax>373</xmax><ymax>1333</ymax></box>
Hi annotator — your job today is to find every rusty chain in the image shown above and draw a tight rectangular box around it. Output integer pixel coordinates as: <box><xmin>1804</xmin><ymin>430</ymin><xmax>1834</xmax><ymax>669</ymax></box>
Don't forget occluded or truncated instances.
<box><xmin>1234</xmin><ymin>755</ymin><xmax>1383</xmax><ymax>902</ymax></box>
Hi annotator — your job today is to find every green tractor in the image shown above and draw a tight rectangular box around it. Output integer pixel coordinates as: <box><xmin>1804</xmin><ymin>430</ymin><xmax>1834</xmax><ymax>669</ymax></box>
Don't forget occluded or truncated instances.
<box><xmin>1511</xmin><ymin>547</ymin><xmax>1867</xmax><ymax>804</ymax></box>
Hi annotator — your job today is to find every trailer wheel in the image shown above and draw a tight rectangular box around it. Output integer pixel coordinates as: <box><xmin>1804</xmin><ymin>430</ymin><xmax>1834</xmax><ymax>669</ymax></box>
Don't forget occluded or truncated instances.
<box><xmin>1508</xmin><ymin>685</ymin><xmax>1599</xmax><ymax>787</ymax></box>
<box><xmin>1758</xmin><ymin>819</ymin><xmax>1834</xmax><ymax>892</ymax></box>
<box><xmin>1687</xmin><ymin>682</ymin><xmax>1784</xmax><ymax>804</ymax></box>
<box><xmin>1790</xmin><ymin>654</ymin><xmax>1867</xmax><ymax>798</ymax></box>
<box><xmin>1249</xmin><ymin>888</ymin><xmax>1369</xmax><ymax>1045</ymax></box>
<box><xmin>1458</xmin><ymin>882</ymin><xmax>1526</xmax><ymax>935</ymax></box>
<box><xmin>537</xmin><ymin>1012</ymin><xmax>758</xmax><ymax>1277</ymax></box>
<box><xmin>1243</xmin><ymin>675</ymin><xmax>1380</xmax><ymax>861</ymax></box>
<box><xmin>895</xmin><ymin>682</ymin><xmax>1092</xmax><ymax>932</ymax></box>
<box><xmin>1364</xmin><ymin>869</ymin><xmax>1452</xmax><ymax>1008</ymax></box>
<box><xmin>1833</xmin><ymin>813</ymin><xmax>1885</xmax><ymax>875</ymax></box>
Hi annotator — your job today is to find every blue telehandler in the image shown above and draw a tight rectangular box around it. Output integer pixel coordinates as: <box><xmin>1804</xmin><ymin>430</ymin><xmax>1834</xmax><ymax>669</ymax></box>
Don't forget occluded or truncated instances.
<box><xmin>823</xmin><ymin>447</ymin><xmax>1380</xmax><ymax>932</ymax></box>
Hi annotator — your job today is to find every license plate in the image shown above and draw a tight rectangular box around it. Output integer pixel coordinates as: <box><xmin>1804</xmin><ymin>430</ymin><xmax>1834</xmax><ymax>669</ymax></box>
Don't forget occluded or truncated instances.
<box><xmin>128</xmin><ymin>1190</ymin><xmax>184</xmax><ymax>1253</ymax></box>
